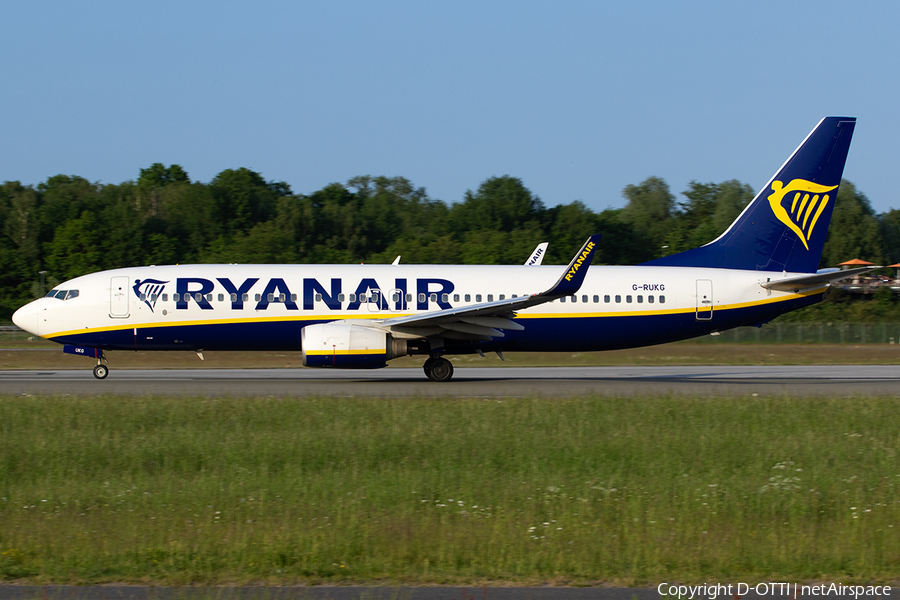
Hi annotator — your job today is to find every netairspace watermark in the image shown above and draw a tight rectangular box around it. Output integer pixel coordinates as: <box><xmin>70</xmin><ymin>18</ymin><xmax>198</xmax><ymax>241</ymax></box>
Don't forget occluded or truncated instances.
<box><xmin>658</xmin><ymin>583</ymin><xmax>893</xmax><ymax>599</ymax></box>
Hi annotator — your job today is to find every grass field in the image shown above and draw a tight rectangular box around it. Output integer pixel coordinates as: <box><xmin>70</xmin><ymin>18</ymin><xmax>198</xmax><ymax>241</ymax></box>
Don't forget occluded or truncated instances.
<box><xmin>1</xmin><ymin>395</ymin><xmax>899</xmax><ymax>585</ymax></box>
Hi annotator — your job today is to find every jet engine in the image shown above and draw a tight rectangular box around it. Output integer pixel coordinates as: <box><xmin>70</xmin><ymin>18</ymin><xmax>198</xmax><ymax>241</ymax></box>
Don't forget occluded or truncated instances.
<box><xmin>301</xmin><ymin>321</ymin><xmax>410</xmax><ymax>368</ymax></box>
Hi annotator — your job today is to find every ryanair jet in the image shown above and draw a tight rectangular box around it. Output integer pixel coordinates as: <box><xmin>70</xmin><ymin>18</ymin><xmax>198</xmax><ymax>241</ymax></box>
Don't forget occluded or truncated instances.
<box><xmin>12</xmin><ymin>117</ymin><xmax>864</xmax><ymax>381</ymax></box>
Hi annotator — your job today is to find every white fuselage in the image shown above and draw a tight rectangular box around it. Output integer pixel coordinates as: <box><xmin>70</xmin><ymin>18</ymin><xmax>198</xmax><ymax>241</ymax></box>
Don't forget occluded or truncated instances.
<box><xmin>13</xmin><ymin>263</ymin><xmax>823</xmax><ymax>354</ymax></box>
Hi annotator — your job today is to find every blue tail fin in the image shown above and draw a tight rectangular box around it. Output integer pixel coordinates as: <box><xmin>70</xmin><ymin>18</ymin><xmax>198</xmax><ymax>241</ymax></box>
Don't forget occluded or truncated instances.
<box><xmin>645</xmin><ymin>117</ymin><xmax>856</xmax><ymax>273</ymax></box>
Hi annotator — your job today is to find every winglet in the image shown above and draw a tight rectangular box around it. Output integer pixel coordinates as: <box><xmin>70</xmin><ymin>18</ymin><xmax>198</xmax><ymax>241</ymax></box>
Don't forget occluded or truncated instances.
<box><xmin>542</xmin><ymin>234</ymin><xmax>601</xmax><ymax>297</ymax></box>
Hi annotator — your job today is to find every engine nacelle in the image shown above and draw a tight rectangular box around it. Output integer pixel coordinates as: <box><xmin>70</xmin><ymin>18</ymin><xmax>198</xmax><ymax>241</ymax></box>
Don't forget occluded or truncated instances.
<box><xmin>301</xmin><ymin>322</ymin><xmax>408</xmax><ymax>368</ymax></box>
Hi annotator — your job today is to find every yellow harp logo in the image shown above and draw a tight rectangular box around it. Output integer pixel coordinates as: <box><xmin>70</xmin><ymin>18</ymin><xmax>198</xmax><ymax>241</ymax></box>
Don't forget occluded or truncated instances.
<box><xmin>767</xmin><ymin>179</ymin><xmax>838</xmax><ymax>250</ymax></box>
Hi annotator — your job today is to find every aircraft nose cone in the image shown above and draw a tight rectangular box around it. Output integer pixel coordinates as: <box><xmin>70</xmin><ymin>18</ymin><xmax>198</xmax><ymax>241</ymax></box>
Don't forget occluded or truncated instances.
<box><xmin>12</xmin><ymin>300</ymin><xmax>40</xmax><ymax>337</ymax></box>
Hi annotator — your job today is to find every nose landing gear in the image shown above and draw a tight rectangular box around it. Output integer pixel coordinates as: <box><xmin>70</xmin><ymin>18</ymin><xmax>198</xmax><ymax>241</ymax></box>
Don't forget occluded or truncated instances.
<box><xmin>92</xmin><ymin>352</ymin><xmax>110</xmax><ymax>379</ymax></box>
<box><xmin>93</xmin><ymin>363</ymin><xmax>109</xmax><ymax>379</ymax></box>
<box><xmin>63</xmin><ymin>344</ymin><xmax>110</xmax><ymax>379</ymax></box>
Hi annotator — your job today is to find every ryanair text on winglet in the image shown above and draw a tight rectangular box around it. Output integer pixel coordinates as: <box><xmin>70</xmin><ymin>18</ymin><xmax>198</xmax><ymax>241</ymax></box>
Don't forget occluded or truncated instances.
<box><xmin>564</xmin><ymin>241</ymin><xmax>596</xmax><ymax>282</ymax></box>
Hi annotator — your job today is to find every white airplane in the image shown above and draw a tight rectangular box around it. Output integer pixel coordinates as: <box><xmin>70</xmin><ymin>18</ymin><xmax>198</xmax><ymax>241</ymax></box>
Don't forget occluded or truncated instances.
<box><xmin>13</xmin><ymin>117</ymin><xmax>866</xmax><ymax>382</ymax></box>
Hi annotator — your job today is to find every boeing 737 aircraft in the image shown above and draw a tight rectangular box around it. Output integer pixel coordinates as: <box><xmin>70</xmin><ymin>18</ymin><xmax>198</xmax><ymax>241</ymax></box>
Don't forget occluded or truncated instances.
<box><xmin>12</xmin><ymin>117</ymin><xmax>865</xmax><ymax>381</ymax></box>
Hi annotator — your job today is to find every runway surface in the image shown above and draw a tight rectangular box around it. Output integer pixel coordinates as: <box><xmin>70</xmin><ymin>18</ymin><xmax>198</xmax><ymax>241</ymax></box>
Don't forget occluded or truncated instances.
<box><xmin>2</xmin><ymin>365</ymin><xmax>899</xmax><ymax>396</ymax></box>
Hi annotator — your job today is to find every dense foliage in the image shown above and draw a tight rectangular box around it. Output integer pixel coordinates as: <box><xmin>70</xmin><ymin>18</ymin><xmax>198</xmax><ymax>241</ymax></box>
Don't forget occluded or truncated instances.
<box><xmin>1</xmin><ymin>164</ymin><xmax>897</xmax><ymax>320</ymax></box>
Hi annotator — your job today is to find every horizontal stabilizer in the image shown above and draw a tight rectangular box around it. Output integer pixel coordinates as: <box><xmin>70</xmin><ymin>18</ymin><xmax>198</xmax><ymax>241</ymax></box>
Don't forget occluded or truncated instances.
<box><xmin>760</xmin><ymin>266</ymin><xmax>879</xmax><ymax>292</ymax></box>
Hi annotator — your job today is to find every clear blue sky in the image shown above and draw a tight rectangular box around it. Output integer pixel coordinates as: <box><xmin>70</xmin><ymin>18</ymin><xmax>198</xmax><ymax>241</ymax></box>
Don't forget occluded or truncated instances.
<box><xmin>3</xmin><ymin>1</ymin><xmax>898</xmax><ymax>213</ymax></box>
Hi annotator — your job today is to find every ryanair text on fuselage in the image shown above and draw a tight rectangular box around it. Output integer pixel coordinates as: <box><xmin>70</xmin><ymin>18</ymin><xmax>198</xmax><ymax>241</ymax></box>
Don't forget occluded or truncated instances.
<box><xmin>140</xmin><ymin>276</ymin><xmax>458</xmax><ymax>312</ymax></box>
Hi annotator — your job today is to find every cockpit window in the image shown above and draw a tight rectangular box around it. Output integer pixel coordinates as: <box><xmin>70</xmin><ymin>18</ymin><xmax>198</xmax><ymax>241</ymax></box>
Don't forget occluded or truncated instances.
<box><xmin>45</xmin><ymin>289</ymin><xmax>80</xmax><ymax>300</ymax></box>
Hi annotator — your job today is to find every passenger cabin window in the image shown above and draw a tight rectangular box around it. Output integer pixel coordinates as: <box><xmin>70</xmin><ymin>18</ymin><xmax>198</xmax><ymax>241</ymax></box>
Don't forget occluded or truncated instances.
<box><xmin>593</xmin><ymin>295</ymin><xmax>599</xmax><ymax>303</ymax></box>
<box><xmin>560</xmin><ymin>296</ymin><xmax>566</xmax><ymax>303</ymax></box>
<box><xmin>442</xmin><ymin>293</ymin><xmax>449</xmax><ymax>302</ymax></box>
<box><xmin>626</xmin><ymin>295</ymin><xmax>632</xmax><ymax>303</ymax></box>
<box><xmin>475</xmin><ymin>294</ymin><xmax>482</xmax><ymax>302</ymax></box>
<box><xmin>604</xmin><ymin>295</ymin><xmax>610</xmax><ymax>303</ymax></box>
<box><xmin>465</xmin><ymin>294</ymin><xmax>471</xmax><ymax>302</ymax></box>
<box><xmin>230</xmin><ymin>293</ymin><xmax>238</xmax><ymax>302</ymax></box>
<box><xmin>339</xmin><ymin>293</ymin><xmax>346</xmax><ymax>302</ymax></box>
<box><xmin>453</xmin><ymin>294</ymin><xmax>460</xmax><ymax>302</ymax></box>
<box><xmin>637</xmin><ymin>295</ymin><xmax>643</xmax><ymax>303</ymax></box>
<box><xmin>648</xmin><ymin>295</ymin><xmax>655</xmax><ymax>303</ymax></box>
<box><xmin>615</xmin><ymin>295</ymin><xmax>621</xmax><ymax>303</ymax></box>
<box><xmin>430</xmin><ymin>293</ymin><xmax>437</xmax><ymax>302</ymax></box>
<box><xmin>660</xmin><ymin>295</ymin><xmax>666</xmax><ymax>303</ymax></box>
<box><xmin>418</xmin><ymin>293</ymin><xmax>426</xmax><ymax>303</ymax></box>
<box><xmin>499</xmin><ymin>294</ymin><xmax>505</xmax><ymax>300</ymax></box>
<box><xmin>405</xmin><ymin>293</ymin><xmax>412</xmax><ymax>302</ymax></box>
<box><xmin>570</xmin><ymin>295</ymin><xmax>576</xmax><ymax>303</ymax></box>
<box><xmin>218</xmin><ymin>294</ymin><xmax>224</xmax><ymax>302</ymax></box>
<box><xmin>254</xmin><ymin>294</ymin><xmax>261</xmax><ymax>301</ymax></box>
<box><xmin>487</xmin><ymin>294</ymin><xmax>493</xmax><ymax>302</ymax></box>
<box><xmin>173</xmin><ymin>293</ymin><xmax>181</xmax><ymax>302</ymax></box>
<box><xmin>162</xmin><ymin>294</ymin><xmax>169</xmax><ymax>302</ymax></box>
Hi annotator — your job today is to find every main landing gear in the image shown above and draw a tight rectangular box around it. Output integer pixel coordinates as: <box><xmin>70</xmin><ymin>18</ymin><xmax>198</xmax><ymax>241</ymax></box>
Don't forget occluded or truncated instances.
<box><xmin>423</xmin><ymin>356</ymin><xmax>454</xmax><ymax>382</ymax></box>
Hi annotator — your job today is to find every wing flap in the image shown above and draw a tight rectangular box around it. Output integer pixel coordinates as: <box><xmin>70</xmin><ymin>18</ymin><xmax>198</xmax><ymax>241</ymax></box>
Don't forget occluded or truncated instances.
<box><xmin>440</xmin><ymin>322</ymin><xmax>504</xmax><ymax>337</ymax></box>
<box><xmin>459</xmin><ymin>316</ymin><xmax>525</xmax><ymax>331</ymax></box>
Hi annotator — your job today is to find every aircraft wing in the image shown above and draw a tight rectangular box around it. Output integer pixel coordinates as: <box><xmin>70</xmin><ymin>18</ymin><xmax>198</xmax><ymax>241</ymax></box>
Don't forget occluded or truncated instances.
<box><xmin>381</xmin><ymin>235</ymin><xmax>600</xmax><ymax>340</ymax></box>
<box><xmin>760</xmin><ymin>266</ymin><xmax>879</xmax><ymax>292</ymax></box>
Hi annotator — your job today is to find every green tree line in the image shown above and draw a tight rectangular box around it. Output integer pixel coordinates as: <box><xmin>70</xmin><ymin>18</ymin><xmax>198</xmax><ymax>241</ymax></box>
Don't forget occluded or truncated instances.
<box><xmin>1</xmin><ymin>164</ymin><xmax>896</xmax><ymax>320</ymax></box>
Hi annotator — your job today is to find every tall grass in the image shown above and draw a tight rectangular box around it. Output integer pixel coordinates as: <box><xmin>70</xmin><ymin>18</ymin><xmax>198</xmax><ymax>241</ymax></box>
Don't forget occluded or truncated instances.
<box><xmin>1</xmin><ymin>395</ymin><xmax>898</xmax><ymax>584</ymax></box>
